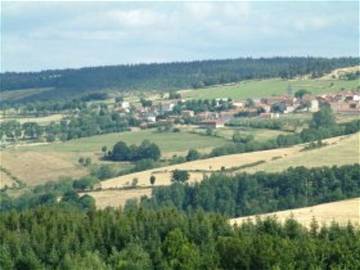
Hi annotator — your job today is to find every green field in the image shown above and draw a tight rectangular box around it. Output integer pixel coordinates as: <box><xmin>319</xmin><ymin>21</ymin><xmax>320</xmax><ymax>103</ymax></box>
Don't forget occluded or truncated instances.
<box><xmin>0</xmin><ymin>87</ymin><xmax>54</xmax><ymax>102</ymax></box>
<box><xmin>19</xmin><ymin>129</ymin><xmax>230</xmax><ymax>154</ymax></box>
<box><xmin>182</xmin><ymin>78</ymin><xmax>360</xmax><ymax>100</ymax></box>
<box><xmin>191</xmin><ymin>126</ymin><xmax>290</xmax><ymax>142</ymax></box>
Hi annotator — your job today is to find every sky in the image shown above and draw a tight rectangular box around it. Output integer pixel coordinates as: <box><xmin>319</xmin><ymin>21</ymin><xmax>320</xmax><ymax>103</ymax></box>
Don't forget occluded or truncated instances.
<box><xmin>1</xmin><ymin>1</ymin><xmax>359</xmax><ymax>72</ymax></box>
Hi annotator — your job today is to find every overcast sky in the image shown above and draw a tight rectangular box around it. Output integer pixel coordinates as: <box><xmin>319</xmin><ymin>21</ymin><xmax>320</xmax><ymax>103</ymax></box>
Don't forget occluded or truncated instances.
<box><xmin>1</xmin><ymin>1</ymin><xmax>359</xmax><ymax>72</ymax></box>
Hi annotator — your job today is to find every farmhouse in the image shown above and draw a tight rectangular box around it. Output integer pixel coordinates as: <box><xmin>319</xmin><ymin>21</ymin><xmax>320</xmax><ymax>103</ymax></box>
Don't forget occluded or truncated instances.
<box><xmin>199</xmin><ymin>119</ymin><xmax>225</xmax><ymax>129</ymax></box>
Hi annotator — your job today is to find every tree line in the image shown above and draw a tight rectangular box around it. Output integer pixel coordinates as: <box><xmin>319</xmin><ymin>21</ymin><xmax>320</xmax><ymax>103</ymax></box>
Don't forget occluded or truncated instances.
<box><xmin>1</xmin><ymin>57</ymin><xmax>358</xmax><ymax>100</ymax></box>
<box><xmin>0</xmin><ymin>108</ymin><xmax>137</xmax><ymax>143</ymax></box>
<box><xmin>142</xmin><ymin>164</ymin><xmax>360</xmax><ymax>218</ymax></box>
<box><xmin>0</xmin><ymin>204</ymin><xmax>359</xmax><ymax>269</ymax></box>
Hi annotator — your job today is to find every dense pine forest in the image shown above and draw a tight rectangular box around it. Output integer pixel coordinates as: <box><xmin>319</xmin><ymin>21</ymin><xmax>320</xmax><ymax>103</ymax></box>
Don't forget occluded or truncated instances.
<box><xmin>1</xmin><ymin>57</ymin><xmax>358</xmax><ymax>101</ymax></box>
<box><xmin>1</xmin><ymin>205</ymin><xmax>360</xmax><ymax>269</ymax></box>
<box><xmin>141</xmin><ymin>164</ymin><xmax>360</xmax><ymax>217</ymax></box>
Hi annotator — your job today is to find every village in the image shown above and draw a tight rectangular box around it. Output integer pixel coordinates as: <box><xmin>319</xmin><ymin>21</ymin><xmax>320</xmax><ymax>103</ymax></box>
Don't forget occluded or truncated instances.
<box><xmin>114</xmin><ymin>89</ymin><xmax>360</xmax><ymax>130</ymax></box>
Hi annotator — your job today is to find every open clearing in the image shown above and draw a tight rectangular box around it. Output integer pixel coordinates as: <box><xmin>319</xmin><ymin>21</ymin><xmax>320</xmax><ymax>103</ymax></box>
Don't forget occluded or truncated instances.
<box><xmin>100</xmin><ymin>134</ymin><xmax>357</xmax><ymax>189</ymax></box>
<box><xmin>0</xmin><ymin>87</ymin><xmax>54</xmax><ymax>102</ymax></box>
<box><xmin>244</xmin><ymin>133</ymin><xmax>359</xmax><ymax>173</ymax></box>
<box><xmin>0</xmin><ymin>129</ymin><xmax>229</xmax><ymax>185</ymax></box>
<box><xmin>230</xmin><ymin>198</ymin><xmax>360</xmax><ymax>228</ymax></box>
<box><xmin>320</xmin><ymin>65</ymin><xmax>360</xmax><ymax>80</ymax></box>
<box><xmin>0</xmin><ymin>114</ymin><xmax>65</xmax><ymax>125</ymax></box>
<box><xmin>0</xmin><ymin>150</ymin><xmax>88</xmax><ymax>186</ymax></box>
<box><xmin>182</xmin><ymin>78</ymin><xmax>359</xmax><ymax>100</ymax></box>
<box><xmin>82</xmin><ymin>188</ymin><xmax>152</xmax><ymax>209</ymax></box>
<box><xmin>100</xmin><ymin>146</ymin><xmax>303</xmax><ymax>189</ymax></box>
<box><xmin>0</xmin><ymin>170</ymin><xmax>17</xmax><ymax>189</ymax></box>
<box><xmin>19</xmin><ymin>129</ymin><xmax>229</xmax><ymax>155</ymax></box>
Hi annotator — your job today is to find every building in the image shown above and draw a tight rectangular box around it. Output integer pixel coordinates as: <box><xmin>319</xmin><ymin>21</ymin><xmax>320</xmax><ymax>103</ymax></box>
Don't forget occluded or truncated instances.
<box><xmin>329</xmin><ymin>101</ymin><xmax>360</xmax><ymax>114</ymax></box>
<box><xmin>259</xmin><ymin>112</ymin><xmax>280</xmax><ymax>119</ymax></box>
<box><xmin>309</xmin><ymin>99</ymin><xmax>319</xmax><ymax>112</ymax></box>
<box><xmin>181</xmin><ymin>110</ymin><xmax>195</xmax><ymax>118</ymax></box>
<box><xmin>160</xmin><ymin>102</ymin><xmax>175</xmax><ymax>113</ymax></box>
<box><xmin>199</xmin><ymin>119</ymin><xmax>225</xmax><ymax>129</ymax></box>
<box><xmin>120</xmin><ymin>101</ymin><xmax>130</xmax><ymax>109</ymax></box>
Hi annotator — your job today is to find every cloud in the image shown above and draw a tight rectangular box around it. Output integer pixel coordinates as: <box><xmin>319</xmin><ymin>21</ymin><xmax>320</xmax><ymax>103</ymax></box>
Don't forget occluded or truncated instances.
<box><xmin>294</xmin><ymin>17</ymin><xmax>334</xmax><ymax>31</ymax></box>
<box><xmin>1</xmin><ymin>1</ymin><xmax>358</xmax><ymax>72</ymax></box>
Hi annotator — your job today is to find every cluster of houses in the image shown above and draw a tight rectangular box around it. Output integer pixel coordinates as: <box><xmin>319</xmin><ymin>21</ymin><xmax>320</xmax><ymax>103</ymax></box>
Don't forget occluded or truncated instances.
<box><xmin>114</xmin><ymin>90</ymin><xmax>360</xmax><ymax>129</ymax></box>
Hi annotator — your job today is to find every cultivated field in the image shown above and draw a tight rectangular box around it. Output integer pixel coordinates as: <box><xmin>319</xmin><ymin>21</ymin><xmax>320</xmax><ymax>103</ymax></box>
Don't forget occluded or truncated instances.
<box><xmin>0</xmin><ymin>87</ymin><xmax>54</xmax><ymax>102</ymax></box>
<box><xmin>82</xmin><ymin>188</ymin><xmax>152</xmax><ymax>209</ymax></box>
<box><xmin>100</xmin><ymin>134</ymin><xmax>357</xmax><ymax>190</ymax></box>
<box><xmin>0</xmin><ymin>170</ymin><xmax>17</xmax><ymax>189</ymax></box>
<box><xmin>0</xmin><ymin>150</ymin><xmax>88</xmax><ymax>186</ymax></box>
<box><xmin>320</xmin><ymin>65</ymin><xmax>360</xmax><ymax>80</ymax></box>
<box><xmin>182</xmin><ymin>78</ymin><xmax>360</xmax><ymax>100</ymax></box>
<box><xmin>21</xmin><ymin>129</ymin><xmax>229</xmax><ymax>156</ymax></box>
<box><xmin>230</xmin><ymin>197</ymin><xmax>360</xmax><ymax>228</ymax></box>
<box><xmin>0</xmin><ymin>113</ymin><xmax>65</xmax><ymax>125</ymax></box>
<box><xmin>244</xmin><ymin>133</ymin><xmax>359</xmax><ymax>173</ymax></box>
<box><xmin>0</xmin><ymin>129</ymin><xmax>229</xmax><ymax>186</ymax></box>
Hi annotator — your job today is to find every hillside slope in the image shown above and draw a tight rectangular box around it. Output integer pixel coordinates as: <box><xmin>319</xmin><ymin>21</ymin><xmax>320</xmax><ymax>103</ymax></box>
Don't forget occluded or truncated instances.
<box><xmin>230</xmin><ymin>198</ymin><xmax>360</xmax><ymax>228</ymax></box>
<box><xmin>1</xmin><ymin>57</ymin><xmax>358</xmax><ymax>101</ymax></box>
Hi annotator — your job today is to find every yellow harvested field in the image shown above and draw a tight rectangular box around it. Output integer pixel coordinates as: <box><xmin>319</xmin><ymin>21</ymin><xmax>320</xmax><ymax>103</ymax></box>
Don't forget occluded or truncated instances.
<box><xmin>0</xmin><ymin>170</ymin><xmax>17</xmax><ymax>188</ymax></box>
<box><xmin>101</xmin><ymin>146</ymin><xmax>303</xmax><ymax>189</ymax></box>
<box><xmin>0</xmin><ymin>151</ymin><xmax>88</xmax><ymax>186</ymax></box>
<box><xmin>0</xmin><ymin>113</ymin><xmax>64</xmax><ymax>124</ymax></box>
<box><xmin>320</xmin><ymin>65</ymin><xmax>360</xmax><ymax>80</ymax></box>
<box><xmin>230</xmin><ymin>198</ymin><xmax>360</xmax><ymax>228</ymax></box>
<box><xmin>83</xmin><ymin>188</ymin><xmax>152</xmax><ymax>209</ymax></box>
<box><xmin>244</xmin><ymin>133</ymin><xmax>359</xmax><ymax>173</ymax></box>
<box><xmin>100</xmin><ymin>135</ymin><xmax>350</xmax><ymax>189</ymax></box>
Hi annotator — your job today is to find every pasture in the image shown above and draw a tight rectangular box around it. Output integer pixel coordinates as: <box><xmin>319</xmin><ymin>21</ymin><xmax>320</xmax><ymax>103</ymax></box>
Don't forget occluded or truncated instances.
<box><xmin>99</xmin><ymin>134</ymin><xmax>357</xmax><ymax>190</ymax></box>
<box><xmin>244</xmin><ymin>133</ymin><xmax>359</xmax><ymax>173</ymax></box>
<box><xmin>0</xmin><ymin>87</ymin><xmax>54</xmax><ymax>102</ymax></box>
<box><xmin>182</xmin><ymin>78</ymin><xmax>360</xmax><ymax>100</ymax></box>
<box><xmin>0</xmin><ymin>113</ymin><xmax>65</xmax><ymax>125</ymax></box>
<box><xmin>82</xmin><ymin>188</ymin><xmax>152</xmax><ymax>209</ymax></box>
<box><xmin>230</xmin><ymin>197</ymin><xmax>360</xmax><ymax>228</ymax></box>
<box><xmin>0</xmin><ymin>129</ymin><xmax>230</xmax><ymax>186</ymax></box>
<box><xmin>19</xmin><ymin>129</ymin><xmax>230</xmax><ymax>156</ymax></box>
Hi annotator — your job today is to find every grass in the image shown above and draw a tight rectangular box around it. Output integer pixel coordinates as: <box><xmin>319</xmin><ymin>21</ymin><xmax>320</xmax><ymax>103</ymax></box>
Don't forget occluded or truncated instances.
<box><xmin>212</xmin><ymin>126</ymin><xmax>290</xmax><ymax>141</ymax></box>
<box><xmin>0</xmin><ymin>129</ymin><xmax>229</xmax><ymax>186</ymax></box>
<box><xmin>182</xmin><ymin>78</ymin><xmax>360</xmax><ymax>100</ymax></box>
<box><xmin>0</xmin><ymin>114</ymin><xmax>65</xmax><ymax>125</ymax></box>
<box><xmin>230</xmin><ymin>197</ymin><xmax>360</xmax><ymax>228</ymax></box>
<box><xmin>82</xmin><ymin>188</ymin><xmax>152</xmax><ymax>209</ymax></box>
<box><xmin>20</xmin><ymin>129</ymin><xmax>229</xmax><ymax>155</ymax></box>
<box><xmin>100</xmin><ymin>134</ymin><xmax>358</xmax><ymax>190</ymax></box>
<box><xmin>0</xmin><ymin>87</ymin><xmax>54</xmax><ymax>101</ymax></box>
<box><xmin>0</xmin><ymin>150</ymin><xmax>88</xmax><ymax>186</ymax></box>
<box><xmin>244</xmin><ymin>133</ymin><xmax>359</xmax><ymax>173</ymax></box>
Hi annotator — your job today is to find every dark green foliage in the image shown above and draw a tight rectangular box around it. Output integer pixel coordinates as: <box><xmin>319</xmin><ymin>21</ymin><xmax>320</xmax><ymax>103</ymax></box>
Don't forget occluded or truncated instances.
<box><xmin>186</xmin><ymin>149</ymin><xmax>201</xmax><ymax>161</ymax></box>
<box><xmin>73</xmin><ymin>176</ymin><xmax>99</xmax><ymax>191</ymax></box>
<box><xmin>173</xmin><ymin>99</ymin><xmax>233</xmax><ymax>114</ymax></box>
<box><xmin>0</xmin><ymin>205</ymin><xmax>359</xmax><ymax>269</ymax></box>
<box><xmin>2</xmin><ymin>57</ymin><xmax>358</xmax><ymax>100</ymax></box>
<box><xmin>144</xmin><ymin>164</ymin><xmax>360</xmax><ymax>217</ymax></box>
<box><xmin>294</xmin><ymin>89</ymin><xmax>311</xmax><ymax>98</ymax></box>
<box><xmin>0</xmin><ymin>109</ymin><xmax>132</xmax><ymax>143</ymax></box>
<box><xmin>232</xmin><ymin>132</ymin><xmax>254</xmax><ymax>144</ymax></box>
<box><xmin>109</xmin><ymin>140</ymin><xmax>161</xmax><ymax>162</ymax></box>
<box><xmin>172</xmin><ymin>170</ymin><xmax>190</xmax><ymax>183</ymax></box>
<box><xmin>310</xmin><ymin>105</ymin><xmax>336</xmax><ymax>128</ymax></box>
<box><xmin>212</xmin><ymin>118</ymin><xmax>360</xmax><ymax>156</ymax></box>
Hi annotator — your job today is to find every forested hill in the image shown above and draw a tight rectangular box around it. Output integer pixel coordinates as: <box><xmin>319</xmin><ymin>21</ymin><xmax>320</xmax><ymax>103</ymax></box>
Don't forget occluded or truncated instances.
<box><xmin>1</xmin><ymin>57</ymin><xmax>358</xmax><ymax>95</ymax></box>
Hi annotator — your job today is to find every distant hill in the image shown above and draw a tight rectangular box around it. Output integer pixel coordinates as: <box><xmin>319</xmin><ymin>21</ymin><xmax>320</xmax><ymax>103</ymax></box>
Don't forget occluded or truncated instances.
<box><xmin>1</xmin><ymin>57</ymin><xmax>359</xmax><ymax>102</ymax></box>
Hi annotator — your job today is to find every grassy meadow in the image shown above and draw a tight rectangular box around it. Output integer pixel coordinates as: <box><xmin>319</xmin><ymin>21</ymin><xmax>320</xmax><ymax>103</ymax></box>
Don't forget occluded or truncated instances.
<box><xmin>244</xmin><ymin>133</ymin><xmax>359</xmax><ymax>173</ymax></box>
<box><xmin>182</xmin><ymin>78</ymin><xmax>360</xmax><ymax>100</ymax></box>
